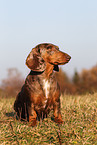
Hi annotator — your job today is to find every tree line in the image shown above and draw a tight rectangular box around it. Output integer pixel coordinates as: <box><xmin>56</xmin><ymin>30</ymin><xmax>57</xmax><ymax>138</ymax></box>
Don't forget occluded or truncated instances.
<box><xmin>0</xmin><ymin>65</ymin><xmax>97</xmax><ymax>97</ymax></box>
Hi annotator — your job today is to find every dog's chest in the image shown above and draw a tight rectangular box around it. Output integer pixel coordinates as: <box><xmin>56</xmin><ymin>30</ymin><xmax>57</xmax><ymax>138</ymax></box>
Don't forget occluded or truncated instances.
<box><xmin>42</xmin><ymin>79</ymin><xmax>50</xmax><ymax>99</ymax></box>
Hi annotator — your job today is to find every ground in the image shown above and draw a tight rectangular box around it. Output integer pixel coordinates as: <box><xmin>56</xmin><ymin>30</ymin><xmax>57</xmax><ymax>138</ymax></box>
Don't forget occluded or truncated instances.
<box><xmin>0</xmin><ymin>93</ymin><xmax>97</xmax><ymax>145</ymax></box>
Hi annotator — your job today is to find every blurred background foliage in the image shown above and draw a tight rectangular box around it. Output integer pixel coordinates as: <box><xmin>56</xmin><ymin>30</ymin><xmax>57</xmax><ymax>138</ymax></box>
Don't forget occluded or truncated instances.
<box><xmin>0</xmin><ymin>65</ymin><xmax>97</xmax><ymax>97</ymax></box>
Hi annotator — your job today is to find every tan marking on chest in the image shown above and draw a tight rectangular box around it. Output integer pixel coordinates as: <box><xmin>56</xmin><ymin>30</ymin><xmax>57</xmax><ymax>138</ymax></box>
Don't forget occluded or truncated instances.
<box><xmin>43</xmin><ymin>79</ymin><xmax>50</xmax><ymax>108</ymax></box>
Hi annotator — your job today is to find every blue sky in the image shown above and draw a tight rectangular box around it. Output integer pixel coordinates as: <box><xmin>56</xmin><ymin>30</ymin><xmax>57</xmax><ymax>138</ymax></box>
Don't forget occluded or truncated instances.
<box><xmin>0</xmin><ymin>0</ymin><xmax>97</xmax><ymax>82</ymax></box>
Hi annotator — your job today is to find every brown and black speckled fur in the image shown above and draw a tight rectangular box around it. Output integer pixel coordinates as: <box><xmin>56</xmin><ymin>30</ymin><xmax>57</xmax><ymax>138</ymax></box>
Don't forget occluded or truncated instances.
<box><xmin>14</xmin><ymin>43</ymin><xmax>71</xmax><ymax>126</ymax></box>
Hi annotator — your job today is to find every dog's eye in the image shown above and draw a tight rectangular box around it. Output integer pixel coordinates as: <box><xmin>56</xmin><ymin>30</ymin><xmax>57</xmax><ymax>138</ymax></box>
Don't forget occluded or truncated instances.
<box><xmin>47</xmin><ymin>46</ymin><xmax>51</xmax><ymax>50</ymax></box>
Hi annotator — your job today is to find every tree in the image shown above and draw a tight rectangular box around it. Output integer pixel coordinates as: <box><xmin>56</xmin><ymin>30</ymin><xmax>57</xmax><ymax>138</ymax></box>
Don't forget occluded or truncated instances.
<box><xmin>80</xmin><ymin>65</ymin><xmax>97</xmax><ymax>93</ymax></box>
<box><xmin>1</xmin><ymin>68</ymin><xmax>24</xmax><ymax>96</ymax></box>
<box><xmin>55</xmin><ymin>68</ymin><xmax>74</xmax><ymax>94</ymax></box>
<box><xmin>73</xmin><ymin>70</ymin><xmax>80</xmax><ymax>85</ymax></box>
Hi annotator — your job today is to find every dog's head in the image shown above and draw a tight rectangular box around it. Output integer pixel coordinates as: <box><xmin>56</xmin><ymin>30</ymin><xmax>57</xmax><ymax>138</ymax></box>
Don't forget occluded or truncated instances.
<box><xmin>26</xmin><ymin>43</ymin><xmax>71</xmax><ymax>72</ymax></box>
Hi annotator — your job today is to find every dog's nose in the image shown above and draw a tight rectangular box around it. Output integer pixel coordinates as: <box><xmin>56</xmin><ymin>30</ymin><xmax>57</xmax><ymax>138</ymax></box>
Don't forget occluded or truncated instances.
<box><xmin>66</xmin><ymin>54</ymin><xmax>71</xmax><ymax>61</ymax></box>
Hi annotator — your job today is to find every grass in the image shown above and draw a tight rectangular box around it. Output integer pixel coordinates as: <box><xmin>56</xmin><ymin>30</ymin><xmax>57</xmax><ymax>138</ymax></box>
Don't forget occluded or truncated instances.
<box><xmin>0</xmin><ymin>93</ymin><xmax>97</xmax><ymax>145</ymax></box>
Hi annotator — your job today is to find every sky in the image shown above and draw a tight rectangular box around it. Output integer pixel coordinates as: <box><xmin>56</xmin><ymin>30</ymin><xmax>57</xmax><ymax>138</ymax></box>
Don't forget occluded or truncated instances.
<box><xmin>0</xmin><ymin>0</ymin><xmax>97</xmax><ymax>83</ymax></box>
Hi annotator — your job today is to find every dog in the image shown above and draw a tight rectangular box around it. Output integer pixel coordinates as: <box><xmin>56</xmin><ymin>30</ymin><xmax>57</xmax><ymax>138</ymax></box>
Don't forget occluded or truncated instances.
<box><xmin>14</xmin><ymin>43</ymin><xmax>71</xmax><ymax>126</ymax></box>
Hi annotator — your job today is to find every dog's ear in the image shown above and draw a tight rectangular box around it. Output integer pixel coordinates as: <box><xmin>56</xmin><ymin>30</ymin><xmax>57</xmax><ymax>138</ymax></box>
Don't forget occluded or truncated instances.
<box><xmin>26</xmin><ymin>48</ymin><xmax>46</xmax><ymax>72</ymax></box>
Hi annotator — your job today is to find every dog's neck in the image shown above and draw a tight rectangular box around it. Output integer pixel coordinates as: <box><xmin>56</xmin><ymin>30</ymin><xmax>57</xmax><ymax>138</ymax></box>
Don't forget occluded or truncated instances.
<box><xmin>29</xmin><ymin>63</ymin><xmax>54</xmax><ymax>79</ymax></box>
<box><xmin>29</xmin><ymin>70</ymin><xmax>44</xmax><ymax>75</ymax></box>
<box><xmin>44</xmin><ymin>63</ymin><xmax>54</xmax><ymax>79</ymax></box>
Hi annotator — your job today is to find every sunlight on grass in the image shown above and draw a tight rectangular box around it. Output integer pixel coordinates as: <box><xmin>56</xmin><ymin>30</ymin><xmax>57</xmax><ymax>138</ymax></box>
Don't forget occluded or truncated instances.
<box><xmin>0</xmin><ymin>93</ymin><xmax>97</xmax><ymax>144</ymax></box>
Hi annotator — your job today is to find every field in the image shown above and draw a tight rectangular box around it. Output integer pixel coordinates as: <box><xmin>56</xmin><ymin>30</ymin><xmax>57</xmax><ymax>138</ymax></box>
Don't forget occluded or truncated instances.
<box><xmin>0</xmin><ymin>93</ymin><xmax>97</xmax><ymax>145</ymax></box>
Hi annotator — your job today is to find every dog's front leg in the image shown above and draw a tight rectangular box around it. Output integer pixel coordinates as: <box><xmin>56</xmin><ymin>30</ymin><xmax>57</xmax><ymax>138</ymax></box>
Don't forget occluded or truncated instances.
<box><xmin>53</xmin><ymin>100</ymin><xmax>63</xmax><ymax>124</ymax></box>
<box><xmin>28</xmin><ymin>103</ymin><xmax>37</xmax><ymax>126</ymax></box>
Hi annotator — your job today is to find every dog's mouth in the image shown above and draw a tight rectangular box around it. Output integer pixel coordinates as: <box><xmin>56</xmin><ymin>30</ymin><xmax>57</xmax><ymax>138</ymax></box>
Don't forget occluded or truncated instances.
<box><xmin>52</xmin><ymin>56</ymin><xmax>71</xmax><ymax>65</ymax></box>
<box><xmin>47</xmin><ymin>52</ymin><xmax>71</xmax><ymax>66</ymax></box>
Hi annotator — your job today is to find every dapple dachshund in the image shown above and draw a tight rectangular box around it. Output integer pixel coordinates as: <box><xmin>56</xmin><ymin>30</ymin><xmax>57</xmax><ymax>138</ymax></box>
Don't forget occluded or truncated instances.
<box><xmin>14</xmin><ymin>43</ymin><xmax>71</xmax><ymax>126</ymax></box>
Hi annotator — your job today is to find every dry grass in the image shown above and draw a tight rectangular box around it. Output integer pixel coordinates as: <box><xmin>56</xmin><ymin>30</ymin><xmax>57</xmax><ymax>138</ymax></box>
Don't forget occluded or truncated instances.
<box><xmin>0</xmin><ymin>93</ymin><xmax>97</xmax><ymax>144</ymax></box>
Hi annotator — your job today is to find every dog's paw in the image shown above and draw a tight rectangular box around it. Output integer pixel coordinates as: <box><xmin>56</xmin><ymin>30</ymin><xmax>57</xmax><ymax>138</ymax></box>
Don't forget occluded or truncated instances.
<box><xmin>54</xmin><ymin>117</ymin><xmax>63</xmax><ymax>124</ymax></box>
